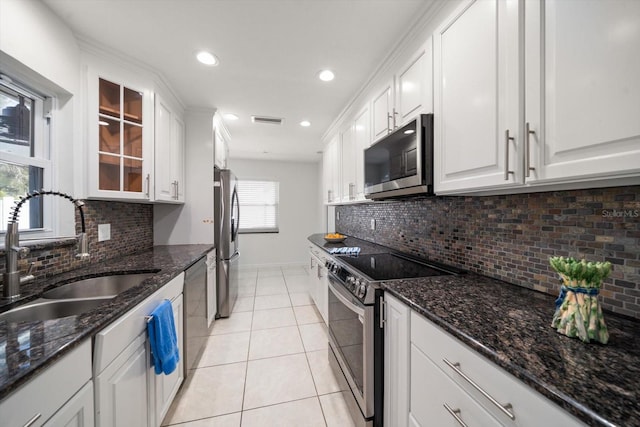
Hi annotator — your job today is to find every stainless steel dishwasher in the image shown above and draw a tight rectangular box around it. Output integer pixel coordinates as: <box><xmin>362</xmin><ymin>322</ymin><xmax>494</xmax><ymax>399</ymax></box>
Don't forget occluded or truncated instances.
<box><xmin>183</xmin><ymin>256</ymin><xmax>210</xmax><ymax>377</ymax></box>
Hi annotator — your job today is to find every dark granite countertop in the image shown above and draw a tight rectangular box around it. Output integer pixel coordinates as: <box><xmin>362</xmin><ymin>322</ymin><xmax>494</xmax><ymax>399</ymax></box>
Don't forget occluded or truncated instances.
<box><xmin>307</xmin><ymin>234</ymin><xmax>640</xmax><ymax>427</ymax></box>
<box><xmin>385</xmin><ymin>275</ymin><xmax>640</xmax><ymax>427</ymax></box>
<box><xmin>307</xmin><ymin>233</ymin><xmax>390</xmax><ymax>255</ymax></box>
<box><xmin>0</xmin><ymin>244</ymin><xmax>213</xmax><ymax>401</ymax></box>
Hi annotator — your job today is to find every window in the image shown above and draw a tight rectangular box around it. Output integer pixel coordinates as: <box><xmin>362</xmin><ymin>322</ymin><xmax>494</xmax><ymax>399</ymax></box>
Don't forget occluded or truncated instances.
<box><xmin>0</xmin><ymin>78</ymin><xmax>51</xmax><ymax>234</ymax></box>
<box><xmin>237</xmin><ymin>180</ymin><xmax>279</xmax><ymax>233</ymax></box>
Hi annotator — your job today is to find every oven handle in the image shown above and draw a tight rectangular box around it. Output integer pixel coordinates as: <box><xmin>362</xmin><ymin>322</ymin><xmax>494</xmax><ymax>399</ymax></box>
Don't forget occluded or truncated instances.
<box><xmin>328</xmin><ymin>277</ymin><xmax>366</xmax><ymax>317</ymax></box>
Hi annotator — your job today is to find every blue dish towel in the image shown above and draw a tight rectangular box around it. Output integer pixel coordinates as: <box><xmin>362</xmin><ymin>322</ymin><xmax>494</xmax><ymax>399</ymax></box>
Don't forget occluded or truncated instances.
<box><xmin>147</xmin><ymin>299</ymin><xmax>180</xmax><ymax>375</ymax></box>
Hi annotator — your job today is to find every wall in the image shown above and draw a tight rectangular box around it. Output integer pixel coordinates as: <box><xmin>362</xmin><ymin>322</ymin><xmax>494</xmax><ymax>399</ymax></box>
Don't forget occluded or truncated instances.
<box><xmin>0</xmin><ymin>201</ymin><xmax>153</xmax><ymax>279</ymax></box>
<box><xmin>336</xmin><ymin>185</ymin><xmax>640</xmax><ymax>319</ymax></box>
<box><xmin>0</xmin><ymin>0</ymin><xmax>81</xmax><ymax>237</ymax></box>
<box><xmin>228</xmin><ymin>158</ymin><xmax>321</xmax><ymax>268</ymax></box>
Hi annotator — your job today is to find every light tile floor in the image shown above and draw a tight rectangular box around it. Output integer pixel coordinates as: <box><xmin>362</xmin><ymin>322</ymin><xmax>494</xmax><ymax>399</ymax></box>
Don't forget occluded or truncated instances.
<box><xmin>162</xmin><ymin>266</ymin><xmax>355</xmax><ymax>427</ymax></box>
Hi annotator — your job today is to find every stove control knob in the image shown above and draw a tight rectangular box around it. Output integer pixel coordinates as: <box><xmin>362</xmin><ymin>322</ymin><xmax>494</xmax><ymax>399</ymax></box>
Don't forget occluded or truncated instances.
<box><xmin>357</xmin><ymin>283</ymin><xmax>367</xmax><ymax>298</ymax></box>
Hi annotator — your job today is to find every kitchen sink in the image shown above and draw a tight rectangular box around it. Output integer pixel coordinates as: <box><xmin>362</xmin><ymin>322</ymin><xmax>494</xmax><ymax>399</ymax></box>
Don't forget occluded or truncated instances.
<box><xmin>0</xmin><ymin>298</ymin><xmax>109</xmax><ymax>323</ymax></box>
<box><xmin>42</xmin><ymin>273</ymin><xmax>156</xmax><ymax>299</ymax></box>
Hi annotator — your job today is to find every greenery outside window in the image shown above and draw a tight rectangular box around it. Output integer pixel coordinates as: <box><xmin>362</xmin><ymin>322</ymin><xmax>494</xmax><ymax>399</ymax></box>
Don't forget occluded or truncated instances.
<box><xmin>237</xmin><ymin>180</ymin><xmax>279</xmax><ymax>233</ymax></box>
<box><xmin>0</xmin><ymin>78</ymin><xmax>51</xmax><ymax>234</ymax></box>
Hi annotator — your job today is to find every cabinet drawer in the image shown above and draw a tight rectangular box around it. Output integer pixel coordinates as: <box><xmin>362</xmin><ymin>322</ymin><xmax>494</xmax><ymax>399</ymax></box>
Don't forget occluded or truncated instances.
<box><xmin>94</xmin><ymin>272</ymin><xmax>184</xmax><ymax>374</ymax></box>
<box><xmin>410</xmin><ymin>343</ymin><xmax>500</xmax><ymax>427</ymax></box>
<box><xmin>0</xmin><ymin>340</ymin><xmax>91</xmax><ymax>427</ymax></box>
<box><xmin>410</xmin><ymin>311</ymin><xmax>584</xmax><ymax>426</ymax></box>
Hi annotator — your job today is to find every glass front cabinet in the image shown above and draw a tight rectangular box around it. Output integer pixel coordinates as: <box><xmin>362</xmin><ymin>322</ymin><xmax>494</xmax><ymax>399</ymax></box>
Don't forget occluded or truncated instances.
<box><xmin>87</xmin><ymin>70</ymin><xmax>153</xmax><ymax>200</ymax></box>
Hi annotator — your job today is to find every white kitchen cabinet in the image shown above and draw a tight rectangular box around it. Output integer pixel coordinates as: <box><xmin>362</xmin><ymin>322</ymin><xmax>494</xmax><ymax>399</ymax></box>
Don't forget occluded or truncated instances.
<box><xmin>87</xmin><ymin>68</ymin><xmax>155</xmax><ymax>200</ymax></box>
<box><xmin>44</xmin><ymin>381</ymin><xmax>94</xmax><ymax>427</ymax></box>
<box><xmin>95</xmin><ymin>331</ymin><xmax>152</xmax><ymax>427</ymax></box>
<box><xmin>93</xmin><ymin>273</ymin><xmax>185</xmax><ymax>427</ymax></box>
<box><xmin>340</xmin><ymin>123</ymin><xmax>356</xmax><ymax>202</ymax></box>
<box><xmin>395</xmin><ymin>38</ymin><xmax>433</xmax><ymax>126</ymax></box>
<box><xmin>353</xmin><ymin>106</ymin><xmax>370</xmax><ymax>200</ymax></box>
<box><xmin>0</xmin><ymin>340</ymin><xmax>92</xmax><ymax>427</ymax></box>
<box><xmin>155</xmin><ymin>94</ymin><xmax>185</xmax><ymax>203</ymax></box>
<box><xmin>383</xmin><ymin>293</ymin><xmax>411</xmax><ymax>427</ymax></box>
<box><xmin>323</xmin><ymin>135</ymin><xmax>341</xmax><ymax>204</ymax></box>
<box><xmin>523</xmin><ymin>0</ymin><xmax>640</xmax><ymax>185</ymax></box>
<box><xmin>154</xmin><ymin>294</ymin><xmax>184</xmax><ymax>424</ymax></box>
<box><xmin>308</xmin><ymin>245</ymin><xmax>329</xmax><ymax>325</ymax></box>
<box><xmin>433</xmin><ymin>0</ymin><xmax>521</xmax><ymax>194</ymax></box>
<box><xmin>372</xmin><ymin>82</ymin><xmax>394</xmax><ymax>142</ymax></box>
<box><xmin>213</xmin><ymin>113</ymin><xmax>230</xmax><ymax>169</ymax></box>
<box><xmin>410</xmin><ymin>311</ymin><xmax>585</xmax><ymax>427</ymax></box>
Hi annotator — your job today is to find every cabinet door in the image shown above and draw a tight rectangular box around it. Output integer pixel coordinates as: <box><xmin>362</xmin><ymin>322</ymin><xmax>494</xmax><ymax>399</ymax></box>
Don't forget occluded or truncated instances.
<box><xmin>353</xmin><ymin>106</ymin><xmax>370</xmax><ymax>200</ymax></box>
<box><xmin>434</xmin><ymin>0</ymin><xmax>521</xmax><ymax>194</ymax></box>
<box><xmin>214</xmin><ymin>126</ymin><xmax>229</xmax><ymax>169</ymax></box>
<box><xmin>396</xmin><ymin>38</ymin><xmax>433</xmax><ymax>125</ymax></box>
<box><xmin>155</xmin><ymin>294</ymin><xmax>184</xmax><ymax>424</ymax></box>
<box><xmin>384</xmin><ymin>294</ymin><xmax>410</xmax><ymax>427</ymax></box>
<box><xmin>88</xmin><ymin>71</ymin><xmax>153</xmax><ymax>200</ymax></box>
<box><xmin>154</xmin><ymin>96</ymin><xmax>174</xmax><ymax>202</ymax></box>
<box><xmin>525</xmin><ymin>0</ymin><xmax>640</xmax><ymax>184</ymax></box>
<box><xmin>325</xmin><ymin>136</ymin><xmax>341</xmax><ymax>203</ymax></box>
<box><xmin>317</xmin><ymin>264</ymin><xmax>329</xmax><ymax>325</ymax></box>
<box><xmin>322</xmin><ymin>148</ymin><xmax>332</xmax><ymax>204</ymax></box>
<box><xmin>95</xmin><ymin>332</ymin><xmax>151</xmax><ymax>427</ymax></box>
<box><xmin>44</xmin><ymin>381</ymin><xmax>94</xmax><ymax>427</ymax></box>
<box><xmin>372</xmin><ymin>83</ymin><xmax>393</xmax><ymax>141</ymax></box>
<box><xmin>172</xmin><ymin>116</ymin><xmax>185</xmax><ymax>202</ymax></box>
<box><xmin>341</xmin><ymin>124</ymin><xmax>356</xmax><ymax>201</ymax></box>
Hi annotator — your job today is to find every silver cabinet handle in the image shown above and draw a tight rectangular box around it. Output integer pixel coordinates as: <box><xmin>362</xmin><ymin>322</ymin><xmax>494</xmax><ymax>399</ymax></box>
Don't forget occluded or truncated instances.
<box><xmin>328</xmin><ymin>190</ymin><xmax>332</xmax><ymax>203</ymax></box>
<box><xmin>317</xmin><ymin>266</ymin><xmax>322</xmax><ymax>279</ymax></box>
<box><xmin>173</xmin><ymin>180</ymin><xmax>179</xmax><ymax>200</ymax></box>
<box><xmin>443</xmin><ymin>358</ymin><xmax>515</xmax><ymax>420</ymax></box>
<box><xmin>393</xmin><ymin>108</ymin><xmax>398</xmax><ymax>129</ymax></box>
<box><xmin>349</xmin><ymin>183</ymin><xmax>355</xmax><ymax>200</ymax></box>
<box><xmin>525</xmin><ymin>122</ymin><xmax>535</xmax><ymax>177</ymax></box>
<box><xmin>387</xmin><ymin>113</ymin><xmax>393</xmax><ymax>134</ymax></box>
<box><xmin>379</xmin><ymin>296</ymin><xmax>385</xmax><ymax>329</ymax></box>
<box><xmin>145</xmin><ymin>174</ymin><xmax>150</xmax><ymax>197</ymax></box>
<box><xmin>443</xmin><ymin>404</ymin><xmax>468</xmax><ymax>427</ymax></box>
<box><xmin>504</xmin><ymin>130</ymin><xmax>515</xmax><ymax>181</ymax></box>
<box><xmin>310</xmin><ymin>257</ymin><xmax>314</xmax><ymax>269</ymax></box>
<box><xmin>23</xmin><ymin>413</ymin><xmax>41</xmax><ymax>427</ymax></box>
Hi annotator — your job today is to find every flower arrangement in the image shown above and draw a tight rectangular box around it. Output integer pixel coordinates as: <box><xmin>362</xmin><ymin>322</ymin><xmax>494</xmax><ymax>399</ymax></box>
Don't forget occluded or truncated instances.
<box><xmin>549</xmin><ymin>256</ymin><xmax>612</xmax><ymax>344</ymax></box>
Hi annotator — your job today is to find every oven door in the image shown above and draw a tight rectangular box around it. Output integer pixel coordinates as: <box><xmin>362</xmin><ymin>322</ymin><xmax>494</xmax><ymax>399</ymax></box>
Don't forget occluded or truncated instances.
<box><xmin>327</xmin><ymin>276</ymin><xmax>374</xmax><ymax>419</ymax></box>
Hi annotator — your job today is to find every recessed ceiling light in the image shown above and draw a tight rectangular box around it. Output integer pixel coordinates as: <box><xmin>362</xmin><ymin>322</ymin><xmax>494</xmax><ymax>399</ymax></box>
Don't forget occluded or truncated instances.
<box><xmin>300</xmin><ymin>120</ymin><xmax>311</xmax><ymax>127</ymax></box>
<box><xmin>318</xmin><ymin>70</ymin><xmax>335</xmax><ymax>82</ymax></box>
<box><xmin>196</xmin><ymin>51</ymin><xmax>219</xmax><ymax>66</ymax></box>
<box><xmin>224</xmin><ymin>113</ymin><xmax>239</xmax><ymax>121</ymax></box>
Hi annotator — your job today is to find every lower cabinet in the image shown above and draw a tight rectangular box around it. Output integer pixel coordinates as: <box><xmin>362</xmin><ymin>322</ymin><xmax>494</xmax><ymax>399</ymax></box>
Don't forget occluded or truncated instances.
<box><xmin>383</xmin><ymin>294</ymin><xmax>586</xmax><ymax>427</ymax></box>
<box><xmin>93</xmin><ymin>273</ymin><xmax>185</xmax><ymax>427</ymax></box>
<box><xmin>0</xmin><ymin>340</ymin><xmax>92</xmax><ymax>427</ymax></box>
<box><xmin>308</xmin><ymin>246</ymin><xmax>329</xmax><ymax>325</ymax></box>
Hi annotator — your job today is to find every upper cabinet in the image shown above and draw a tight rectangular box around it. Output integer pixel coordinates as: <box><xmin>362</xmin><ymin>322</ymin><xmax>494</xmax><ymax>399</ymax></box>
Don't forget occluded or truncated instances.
<box><xmin>323</xmin><ymin>135</ymin><xmax>341</xmax><ymax>204</ymax></box>
<box><xmin>353</xmin><ymin>105</ymin><xmax>371</xmax><ymax>201</ymax></box>
<box><xmin>434</xmin><ymin>0</ymin><xmax>640</xmax><ymax>195</ymax></box>
<box><xmin>155</xmin><ymin>94</ymin><xmax>185</xmax><ymax>203</ymax></box>
<box><xmin>340</xmin><ymin>123</ymin><xmax>356</xmax><ymax>202</ymax></box>
<box><xmin>372</xmin><ymin>38</ymin><xmax>434</xmax><ymax>144</ymax></box>
<box><xmin>433</xmin><ymin>0</ymin><xmax>521</xmax><ymax>194</ymax></box>
<box><xmin>87</xmin><ymin>70</ymin><xmax>154</xmax><ymax>200</ymax></box>
<box><xmin>524</xmin><ymin>0</ymin><xmax>640</xmax><ymax>185</ymax></box>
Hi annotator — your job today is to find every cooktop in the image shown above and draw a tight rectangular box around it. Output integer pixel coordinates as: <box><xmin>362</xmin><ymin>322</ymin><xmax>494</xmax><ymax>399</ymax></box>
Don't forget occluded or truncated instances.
<box><xmin>336</xmin><ymin>252</ymin><xmax>463</xmax><ymax>282</ymax></box>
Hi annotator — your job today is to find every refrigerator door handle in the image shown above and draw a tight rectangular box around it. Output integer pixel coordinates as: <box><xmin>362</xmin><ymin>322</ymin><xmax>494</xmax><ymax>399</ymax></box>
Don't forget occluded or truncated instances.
<box><xmin>229</xmin><ymin>251</ymin><xmax>240</xmax><ymax>262</ymax></box>
<box><xmin>231</xmin><ymin>186</ymin><xmax>240</xmax><ymax>242</ymax></box>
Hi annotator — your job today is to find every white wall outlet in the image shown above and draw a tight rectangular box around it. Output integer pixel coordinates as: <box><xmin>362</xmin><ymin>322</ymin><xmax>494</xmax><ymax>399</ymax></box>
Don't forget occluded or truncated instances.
<box><xmin>370</xmin><ymin>219</ymin><xmax>376</xmax><ymax>230</ymax></box>
<box><xmin>98</xmin><ymin>224</ymin><xmax>111</xmax><ymax>242</ymax></box>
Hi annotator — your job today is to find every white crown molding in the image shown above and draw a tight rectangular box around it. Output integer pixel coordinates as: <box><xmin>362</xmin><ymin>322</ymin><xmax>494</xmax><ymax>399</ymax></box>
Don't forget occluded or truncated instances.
<box><xmin>320</xmin><ymin>0</ymin><xmax>448</xmax><ymax>145</ymax></box>
<box><xmin>76</xmin><ymin>34</ymin><xmax>186</xmax><ymax>111</ymax></box>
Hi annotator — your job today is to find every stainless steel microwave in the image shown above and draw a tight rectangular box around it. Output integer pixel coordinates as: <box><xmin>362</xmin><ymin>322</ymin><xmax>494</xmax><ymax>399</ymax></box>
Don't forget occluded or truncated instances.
<box><xmin>364</xmin><ymin>113</ymin><xmax>433</xmax><ymax>200</ymax></box>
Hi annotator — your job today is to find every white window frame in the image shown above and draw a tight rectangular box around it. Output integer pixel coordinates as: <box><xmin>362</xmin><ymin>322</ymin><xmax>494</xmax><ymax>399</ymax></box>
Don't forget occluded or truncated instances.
<box><xmin>0</xmin><ymin>76</ymin><xmax>53</xmax><ymax>239</ymax></box>
<box><xmin>237</xmin><ymin>179</ymin><xmax>279</xmax><ymax>234</ymax></box>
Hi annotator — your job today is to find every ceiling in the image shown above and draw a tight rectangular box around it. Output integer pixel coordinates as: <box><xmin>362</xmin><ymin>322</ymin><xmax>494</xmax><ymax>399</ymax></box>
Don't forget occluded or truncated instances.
<box><xmin>44</xmin><ymin>0</ymin><xmax>432</xmax><ymax>162</ymax></box>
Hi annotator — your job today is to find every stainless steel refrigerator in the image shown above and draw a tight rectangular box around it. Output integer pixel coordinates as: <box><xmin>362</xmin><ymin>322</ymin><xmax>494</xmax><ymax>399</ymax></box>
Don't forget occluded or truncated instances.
<box><xmin>214</xmin><ymin>167</ymin><xmax>240</xmax><ymax>317</ymax></box>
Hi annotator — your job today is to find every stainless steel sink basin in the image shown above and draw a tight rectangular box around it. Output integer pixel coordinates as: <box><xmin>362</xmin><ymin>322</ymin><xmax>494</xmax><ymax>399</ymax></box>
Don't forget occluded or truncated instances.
<box><xmin>0</xmin><ymin>298</ymin><xmax>109</xmax><ymax>323</ymax></box>
<box><xmin>42</xmin><ymin>273</ymin><xmax>156</xmax><ymax>299</ymax></box>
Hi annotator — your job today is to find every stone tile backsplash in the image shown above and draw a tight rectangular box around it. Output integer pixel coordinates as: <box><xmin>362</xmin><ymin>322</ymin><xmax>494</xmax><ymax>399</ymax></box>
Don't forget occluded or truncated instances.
<box><xmin>335</xmin><ymin>185</ymin><xmax>640</xmax><ymax>319</ymax></box>
<box><xmin>0</xmin><ymin>200</ymin><xmax>153</xmax><ymax>280</ymax></box>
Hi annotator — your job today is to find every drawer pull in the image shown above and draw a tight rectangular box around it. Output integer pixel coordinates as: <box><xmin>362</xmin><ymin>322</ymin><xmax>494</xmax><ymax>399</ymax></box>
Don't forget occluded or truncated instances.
<box><xmin>443</xmin><ymin>358</ymin><xmax>515</xmax><ymax>420</ymax></box>
<box><xmin>23</xmin><ymin>413</ymin><xmax>41</xmax><ymax>427</ymax></box>
<box><xmin>443</xmin><ymin>404</ymin><xmax>468</xmax><ymax>427</ymax></box>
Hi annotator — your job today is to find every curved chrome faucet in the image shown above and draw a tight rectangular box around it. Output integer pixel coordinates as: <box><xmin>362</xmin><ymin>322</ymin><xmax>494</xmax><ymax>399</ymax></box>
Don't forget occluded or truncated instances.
<box><xmin>3</xmin><ymin>190</ymin><xmax>90</xmax><ymax>301</ymax></box>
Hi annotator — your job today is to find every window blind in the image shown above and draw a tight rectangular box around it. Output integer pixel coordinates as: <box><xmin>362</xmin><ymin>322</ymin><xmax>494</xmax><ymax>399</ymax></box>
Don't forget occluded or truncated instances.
<box><xmin>237</xmin><ymin>180</ymin><xmax>279</xmax><ymax>233</ymax></box>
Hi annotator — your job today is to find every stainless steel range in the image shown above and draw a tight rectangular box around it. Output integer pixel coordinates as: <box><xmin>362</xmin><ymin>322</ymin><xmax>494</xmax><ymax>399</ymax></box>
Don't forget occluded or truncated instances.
<box><xmin>325</xmin><ymin>251</ymin><xmax>463</xmax><ymax>427</ymax></box>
